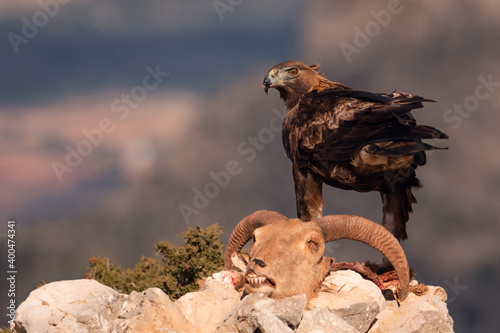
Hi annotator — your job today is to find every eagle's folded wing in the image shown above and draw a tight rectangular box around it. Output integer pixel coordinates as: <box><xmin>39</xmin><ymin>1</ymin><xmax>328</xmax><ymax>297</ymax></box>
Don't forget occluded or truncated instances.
<box><xmin>283</xmin><ymin>89</ymin><xmax>447</xmax><ymax>167</ymax></box>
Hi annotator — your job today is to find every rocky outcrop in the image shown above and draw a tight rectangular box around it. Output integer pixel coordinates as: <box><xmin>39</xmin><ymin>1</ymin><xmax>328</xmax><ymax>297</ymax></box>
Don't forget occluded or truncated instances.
<box><xmin>369</xmin><ymin>285</ymin><xmax>454</xmax><ymax>333</ymax></box>
<box><xmin>216</xmin><ymin>293</ymin><xmax>306</xmax><ymax>333</ymax></box>
<box><xmin>12</xmin><ymin>270</ymin><xmax>454</xmax><ymax>333</ymax></box>
<box><xmin>310</xmin><ymin>270</ymin><xmax>387</xmax><ymax>332</ymax></box>
<box><xmin>11</xmin><ymin>279</ymin><xmax>200</xmax><ymax>333</ymax></box>
<box><xmin>176</xmin><ymin>277</ymin><xmax>241</xmax><ymax>333</ymax></box>
<box><xmin>296</xmin><ymin>307</ymin><xmax>359</xmax><ymax>333</ymax></box>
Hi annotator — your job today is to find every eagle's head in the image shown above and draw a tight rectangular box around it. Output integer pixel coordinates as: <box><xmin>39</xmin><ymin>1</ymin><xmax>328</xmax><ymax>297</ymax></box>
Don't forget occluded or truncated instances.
<box><xmin>262</xmin><ymin>60</ymin><xmax>323</xmax><ymax>108</ymax></box>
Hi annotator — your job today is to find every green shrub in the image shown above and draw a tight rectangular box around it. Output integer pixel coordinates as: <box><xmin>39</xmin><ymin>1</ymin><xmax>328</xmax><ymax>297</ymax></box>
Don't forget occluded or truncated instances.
<box><xmin>86</xmin><ymin>224</ymin><xmax>225</xmax><ymax>299</ymax></box>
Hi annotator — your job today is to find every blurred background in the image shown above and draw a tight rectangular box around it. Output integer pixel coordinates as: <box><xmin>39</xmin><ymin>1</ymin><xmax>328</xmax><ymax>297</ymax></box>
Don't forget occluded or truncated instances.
<box><xmin>1</xmin><ymin>0</ymin><xmax>499</xmax><ymax>331</ymax></box>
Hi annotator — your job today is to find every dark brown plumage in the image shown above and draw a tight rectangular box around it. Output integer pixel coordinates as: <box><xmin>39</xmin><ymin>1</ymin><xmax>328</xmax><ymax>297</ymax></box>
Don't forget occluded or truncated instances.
<box><xmin>262</xmin><ymin>60</ymin><xmax>448</xmax><ymax>241</ymax></box>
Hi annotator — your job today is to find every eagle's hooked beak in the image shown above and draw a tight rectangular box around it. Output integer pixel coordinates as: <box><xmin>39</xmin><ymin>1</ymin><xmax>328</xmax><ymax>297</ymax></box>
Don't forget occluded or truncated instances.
<box><xmin>262</xmin><ymin>73</ymin><xmax>276</xmax><ymax>95</ymax></box>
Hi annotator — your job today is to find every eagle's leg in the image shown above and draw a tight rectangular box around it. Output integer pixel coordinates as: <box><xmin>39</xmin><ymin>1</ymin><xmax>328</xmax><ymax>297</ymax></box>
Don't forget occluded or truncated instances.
<box><xmin>380</xmin><ymin>189</ymin><xmax>416</xmax><ymax>241</ymax></box>
<box><xmin>292</xmin><ymin>164</ymin><xmax>323</xmax><ymax>221</ymax></box>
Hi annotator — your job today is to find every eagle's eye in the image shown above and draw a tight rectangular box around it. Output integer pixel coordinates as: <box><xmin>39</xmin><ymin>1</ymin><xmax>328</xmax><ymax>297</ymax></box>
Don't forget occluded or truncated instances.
<box><xmin>288</xmin><ymin>68</ymin><xmax>298</xmax><ymax>75</ymax></box>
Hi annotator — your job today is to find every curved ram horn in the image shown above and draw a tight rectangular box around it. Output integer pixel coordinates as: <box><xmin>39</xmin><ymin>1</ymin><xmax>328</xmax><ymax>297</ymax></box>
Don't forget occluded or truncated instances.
<box><xmin>224</xmin><ymin>210</ymin><xmax>288</xmax><ymax>270</ymax></box>
<box><xmin>314</xmin><ymin>215</ymin><xmax>410</xmax><ymax>300</ymax></box>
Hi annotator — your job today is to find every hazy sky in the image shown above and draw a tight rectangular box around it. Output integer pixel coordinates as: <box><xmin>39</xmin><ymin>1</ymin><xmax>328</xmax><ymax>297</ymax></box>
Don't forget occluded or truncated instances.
<box><xmin>1</xmin><ymin>1</ymin><xmax>499</xmax><ymax>332</ymax></box>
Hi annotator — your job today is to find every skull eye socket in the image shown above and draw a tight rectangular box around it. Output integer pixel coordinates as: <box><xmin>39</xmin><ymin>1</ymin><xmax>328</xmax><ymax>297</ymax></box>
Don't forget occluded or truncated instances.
<box><xmin>307</xmin><ymin>239</ymin><xmax>319</xmax><ymax>252</ymax></box>
<box><xmin>288</xmin><ymin>68</ymin><xmax>298</xmax><ymax>75</ymax></box>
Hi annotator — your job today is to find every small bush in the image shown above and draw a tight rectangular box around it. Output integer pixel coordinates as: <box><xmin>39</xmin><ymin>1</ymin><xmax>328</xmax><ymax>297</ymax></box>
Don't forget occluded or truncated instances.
<box><xmin>86</xmin><ymin>224</ymin><xmax>225</xmax><ymax>299</ymax></box>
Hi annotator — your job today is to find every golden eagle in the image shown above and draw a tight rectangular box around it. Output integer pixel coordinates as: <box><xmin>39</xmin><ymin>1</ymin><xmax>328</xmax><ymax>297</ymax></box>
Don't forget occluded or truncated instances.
<box><xmin>262</xmin><ymin>60</ymin><xmax>447</xmax><ymax>240</ymax></box>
